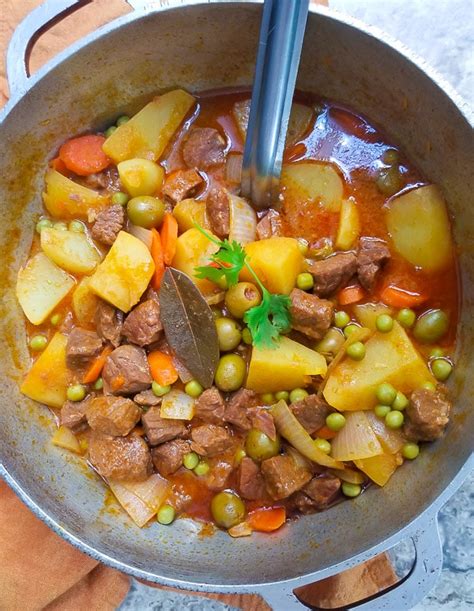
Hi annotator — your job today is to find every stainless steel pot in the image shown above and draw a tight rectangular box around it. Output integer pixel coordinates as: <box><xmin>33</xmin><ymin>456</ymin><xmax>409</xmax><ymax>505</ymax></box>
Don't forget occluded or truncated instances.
<box><xmin>0</xmin><ymin>2</ymin><xmax>472</xmax><ymax>609</ymax></box>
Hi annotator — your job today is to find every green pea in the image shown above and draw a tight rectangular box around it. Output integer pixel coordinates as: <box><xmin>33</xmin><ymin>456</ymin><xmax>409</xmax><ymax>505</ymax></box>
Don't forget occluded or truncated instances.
<box><xmin>157</xmin><ymin>504</ymin><xmax>176</xmax><ymax>525</ymax></box>
<box><xmin>334</xmin><ymin>311</ymin><xmax>350</xmax><ymax>328</ymax></box>
<box><xmin>111</xmin><ymin>191</ymin><xmax>129</xmax><ymax>206</ymax></box>
<box><xmin>376</xmin><ymin>382</ymin><xmax>397</xmax><ymax>406</ymax></box>
<box><xmin>376</xmin><ymin>314</ymin><xmax>394</xmax><ymax>333</ymax></box>
<box><xmin>297</xmin><ymin>238</ymin><xmax>309</xmax><ymax>256</ymax></box>
<box><xmin>152</xmin><ymin>381</ymin><xmax>171</xmax><ymax>397</ymax></box>
<box><xmin>29</xmin><ymin>335</ymin><xmax>48</xmax><ymax>352</ymax></box>
<box><xmin>183</xmin><ymin>452</ymin><xmax>199</xmax><ymax>470</ymax></box>
<box><xmin>234</xmin><ymin>449</ymin><xmax>246</xmax><ymax>465</ymax></box>
<box><xmin>430</xmin><ymin>347</ymin><xmax>445</xmax><ymax>358</ymax></box>
<box><xmin>382</xmin><ymin>148</ymin><xmax>399</xmax><ymax>165</ymax></box>
<box><xmin>296</xmin><ymin>272</ymin><xmax>314</xmax><ymax>291</ymax></box>
<box><xmin>402</xmin><ymin>443</ymin><xmax>420</xmax><ymax>460</ymax></box>
<box><xmin>241</xmin><ymin>327</ymin><xmax>253</xmax><ymax>345</ymax></box>
<box><xmin>116</xmin><ymin>115</ymin><xmax>130</xmax><ymax>126</ymax></box>
<box><xmin>36</xmin><ymin>218</ymin><xmax>53</xmax><ymax>234</ymax></box>
<box><xmin>53</xmin><ymin>222</ymin><xmax>68</xmax><ymax>231</ymax></box>
<box><xmin>346</xmin><ymin>341</ymin><xmax>366</xmax><ymax>360</ymax></box>
<box><xmin>431</xmin><ymin>358</ymin><xmax>452</xmax><ymax>381</ymax></box>
<box><xmin>397</xmin><ymin>308</ymin><xmax>416</xmax><ymax>328</ymax></box>
<box><xmin>215</xmin><ymin>317</ymin><xmax>242</xmax><ymax>352</ymax></box>
<box><xmin>261</xmin><ymin>393</ymin><xmax>275</xmax><ymax>405</ymax></box>
<box><xmin>314</xmin><ymin>438</ymin><xmax>331</xmax><ymax>454</ymax></box>
<box><xmin>69</xmin><ymin>220</ymin><xmax>85</xmax><ymax>233</ymax></box>
<box><xmin>50</xmin><ymin>313</ymin><xmax>61</xmax><ymax>327</ymax></box>
<box><xmin>225</xmin><ymin>282</ymin><xmax>261</xmax><ymax>318</ymax></box>
<box><xmin>275</xmin><ymin>390</ymin><xmax>289</xmax><ymax>402</ymax></box>
<box><xmin>326</xmin><ymin>412</ymin><xmax>346</xmax><ymax>431</ymax></box>
<box><xmin>105</xmin><ymin>125</ymin><xmax>117</xmax><ymax>138</ymax></box>
<box><xmin>127</xmin><ymin>196</ymin><xmax>165</xmax><ymax>229</ymax></box>
<box><xmin>185</xmin><ymin>380</ymin><xmax>203</xmax><ymax>398</ymax></box>
<box><xmin>374</xmin><ymin>404</ymin><xmax>391</xmax><ymax>418</ymax></box>
<box><xmin>194</xmin><ymin>460</ymin><xmax>210</xmax><ymax>476</ymax></box>
<box><xmin>376</xmin><ymin>165</ymin><xmax>403</xmax><ymax>196</ymax></box>
<box><xmin>245</xmin><ymin>428</ymin><xmax>280</xmax><ymax>461</ymax></box>
<box><xmin>385</xmin><ymin>410</ymin><xmax>404</xmax><ymax>429</ymax></box>
<box><xmin>413</xmin><ymin>309</ymin><xmax>449</xmax><ymax>344</ymax></box>
<box><xmin>67</xmin><ymin>384</ymin><xmax>86</xmax><ymax>402</ymax></box>
<box><xmin>210</xmin><ymin>491</ymin><xmax>246</xmax><ymax>529</ymax></box>
<box><xmin>342</xmin><ymin>482</ymin><xmax>361</xmax><ymax>498</ymax></box>
<box><xmin>392</xmin><ymin>391</ymin><xmax>409</xmax><ymax>411</ymax></box>
<box><xmin>343</xmin><ymin>323</ymin><xmax>360</xmax><ymax>338</ymax></box>
<box><xmin>422</xmin><ymin>381</ymin><xmax>436</xmax><ymax>392</ymax></box>
<box><xmin>214</xmin><ymin>354</ymin><xmax>246</xmax><ymax>392</ymax></box>
<box><xmin>93</xmin><ymin>377</ymin><xmax>104</xmax><ymax>391</ymax></box>
<box><xmin>289</xmin><ymin>388</ymin><xmax>309</xmax><ymax>403</ymax></box>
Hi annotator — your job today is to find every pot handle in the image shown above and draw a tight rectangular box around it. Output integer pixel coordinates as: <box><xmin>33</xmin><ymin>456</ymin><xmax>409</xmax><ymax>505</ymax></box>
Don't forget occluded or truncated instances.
<box><xmin>257</xmin><ymin>516</ymin><xmax>443</xmax><ymax>610</ymax></box>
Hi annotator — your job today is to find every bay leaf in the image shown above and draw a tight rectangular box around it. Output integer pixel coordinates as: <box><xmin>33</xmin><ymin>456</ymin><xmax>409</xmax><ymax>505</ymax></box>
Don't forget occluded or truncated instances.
<box><xmin>159</xmin><ymin>268</ymin><xmax>219</xmax><ymax>388</ymax></box>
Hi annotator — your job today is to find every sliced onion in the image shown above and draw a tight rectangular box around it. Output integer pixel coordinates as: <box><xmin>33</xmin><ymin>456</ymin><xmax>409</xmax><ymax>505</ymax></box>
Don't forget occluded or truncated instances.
<box><xmin>228</xmin><ymin>522</ymin><xmax>252</xmax><ymax>537</ymax></box>
<box><xmin>52</xmin><ymin>426</ymin><xmax>82</xmax><ymax>454</ymax></box>
<box><xmin>205</xmin><ymin>291</ymin><xmax>225</xmax><ymax>305</ymax></box>
<box><xmin>228</xmin><ymin>194</ymin><xmax>257</xmax><ymax>245</ymax></box>
<box><xmin>328</xmin><ymin>467</ymin><xmax>365</xmax><ymax>485</ymax></box>
<box><xmin>354</xmin><ymin>453</ymin><xmax>400</xmax><ymax>487</ymax></box>
<box><xmin>365</xmin><ymin>411</ymin><xmax>404</xmax><ymax>454</ymax></box>
<box><xmin>271</xmin><ymin>400</ymin><xmax>343</xmax><ymax>469</ymax></box>
<box><xmin>225</xmin><ymin>154</ymin><xmax>243</xmax><ymax>184</ymax></box>
<box><xmin>331</xmin><ymin>411</ymin><xmax>383</xmax><ymax>461</ymax></box>
<box><xmin>108</xmin><ymin>474</ymin><xmax>170</xmax><ymax>527</ymax></box>
<box><xmin>127</xmin><ymin>224</ymin><xmax>152</xmax><ymax>250</ymax></box>
<box><xmin>160</xmin><ymin>389</ymin><xmax>195</xmax><ymax>420</ymax></box>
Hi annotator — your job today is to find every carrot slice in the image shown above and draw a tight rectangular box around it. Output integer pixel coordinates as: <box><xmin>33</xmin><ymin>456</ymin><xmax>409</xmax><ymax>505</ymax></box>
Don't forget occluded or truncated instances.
<box><xmin>315</xmin><ymin>425</ymin><xmax>337</xmax><ymax>440</ymax></box>
<box><xmin>160</xmin><ymin>213</ymin><xmax>178</xmax><ymax>265</ymax></box>
<box><xmin>338</xmin><ymin>285</ymin><xmax>365</xmax><ymax>305</ymax></box>
<box><xmin>82</xmin><ymin>345</ymin><xmax>113</xmax><ymax>384</ymax></box>
<box><xmin>248</xmin><ymin>507</ymin><xmax>286</xmax><ymax>533</ymax></box>
<box><xmin>148</xmin><ymin>351</ymin><xmax>178</xmax><ymax>386</ymax></box>
<box><xmin>150</xmin><ymin>228</ymin><xmax>165</xmax><ymax>289</ymax></box>
<box><xmin>59</xmin><ymin>134</ymin><xmax>111</xmax><ymax>176</ymax></box>
<box><xmin>51</xmin><ymin>156</ymin><xmax>68</xmax><ymax>174</ymax></box>
<box><xmin>380</xmin><ymin>285</ymin><xmax>428</xmax><ymax>309</ymax></box>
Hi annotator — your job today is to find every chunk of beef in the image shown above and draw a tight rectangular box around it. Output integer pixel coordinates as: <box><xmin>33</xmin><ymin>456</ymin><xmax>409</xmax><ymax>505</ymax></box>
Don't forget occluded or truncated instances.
<box><xmin>133</xmin><ymin>389</ymin><xmax>161</xmax><ymax>407</ymax></box>
<box><xmin>206</xmin><ymin>187</ymin><xmax>230</xmax><ymax>238</ymax></box>
<box><xmin>95</xmin><ymin>300</ymin><xmax>123</xmax><ymax>348</ymax></box>
<box><xmin>102</xmin><ymin>345</ymin><xmax>152</xmax><ymax>395</ymax></box>
<box><xmin>88</xmin><ymin>433</ymin><xmax>152</xmax><ymax>481</ymax></box>
<box><xmin>206</xmin><ymin>459</ymin><xmax>234</xmax><ymax>490</ymax></box>
<box><xmin>248</xmin><ymin>408</ymin><xmax>276</xmax><ymax>441</ymax></box>
<box><xmin>162</xmin><ymin>169</ymin><xmax>204</xmax><ymax>203</ymax></box>
<box><xmin>91</xmin><ymin>204</ymin><xmax>124</xmax><ymax>246</ymax></box>
<box><xmin>182</xmin><ymin>127</ymin><xmax>227</xmax><ymax>169</ymax></box>
<box><xmin>238</xmin><ymin>457</ymin><xmax>267</xmax><ymax>500</ymax></box>
<box><xmin>66</xmin><ymin>327</ymin><xmax>103</xmax><ymax>370</ymax></box>
<box><xmin>292</xmin><ymin>475</ymin><xmax>341</xmax><ymax>513</ymax></box>
<box><xmin>141</xmin><ymin>406</ymin><xmax>187</xmax><ymax>446</ymax></box>
<box><xmin>85</xmin><ymin>395</ymin><xmax>141</xmax><ymax>436</ymax></box>
<box><xmin>194</xmin><ymin>387</ymin><xmax>226</xmax><ymax>424</ymax></box>
<box><xmin>151</xmin><ymin>439</ymin><xmax>191</xmax><ymax>476</ymax></box>
<box><xmin>291</xmin><ymin>394</ymin><xmax>329</xmax><ymax>435</ymax></box>
<box><xmin>404</xmin><ymin>388</ymin><xmax>451</xmax><ymax>441</ymax></box>
<box><xmin>289</xmin><ymin>288</ymin><xmax>334</xmax><ymax>340</ymax></box>
<box><xmin>256</xmin><ymin>210</ymin><xmax>282</xmax><ymax>240</ymax></box>
<box><xmin>224</xmin><ymin>388</ymin><xmax>259</xmax><ymax>431</ymax></box>
<box><xmin>308</xmin><ymin>252</ymin><xmax>358</xmax><ymax>297</ymax></box>
<box><xmin>190</xmin><ymin>424</ymin><xmax>233</xmax><ymax>457</ymax></box>
<box><xmin>60</xmin><ymin>395</ymin><xmax>94</xmax><ymax>432</ymax></box>
<box><xmin>122</xmin><ymin>299</ymin><xmax>163</xmax><ymax>347</ymax></box>
<box><xmin>357</xmin><ymin>237</ymin><xmax>391</xmax><ymax>291</ymax></box>
<box><xmin>172</xmin><ymin>355</ymin><xmax>193</xmax><ymax>384</ymax></box>
<box><xmin>80</xmin><ymin>166</ymin><xmax>120</xmax><ymax>192</ymax></box>
<box><xmin>261</xmin><ymin>455</ymin><xmax>312</xmax><ymax>500</ymax></box>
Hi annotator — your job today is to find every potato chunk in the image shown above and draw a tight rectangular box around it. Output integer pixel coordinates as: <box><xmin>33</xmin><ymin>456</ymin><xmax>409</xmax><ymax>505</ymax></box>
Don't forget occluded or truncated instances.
<box><xmin>335</xmin><ymin>197</ymin><xmax>360</xmax><ymax>249</ymax></box>
<box><xmin>88</xmin><ymin>231</ymin><xmax>154</xmax><ymax>312</ymax></box>
<box><xmin>41</xmin><ymin>227</ymin><xmax>101</xmax><ymax>274</ymax></box>
<box><xmin>21</xmin><ymin>332</ymin><xmax>69</xmax><ymax>407</ymax></box>
<box><xmin>42</xmin><ymin>169</ymin><xmax>109</xmax><ymax>219</ymax></box>
<box><xmin>281</xmin><ymin>162</ymin><xmax>343</xmax><ymax>212</ymax></box>
<box><xmin>72</xmin><ymin>277</ymin><xmax>99</xmax><ymax>324</ymax></box>
<box><xmin>172</xmin><ymin>198</ymin><xmax>210</xmax><ymax>233</ymax></box>
<box><xmin>172</xmin><ymin>228</ymin><xmax>219</xmax><ymax>295</ymax></box>
<box><xmin>16</xmin><ymin>253</ymin><xmax>75</xmax><ymax>325</ymax></box>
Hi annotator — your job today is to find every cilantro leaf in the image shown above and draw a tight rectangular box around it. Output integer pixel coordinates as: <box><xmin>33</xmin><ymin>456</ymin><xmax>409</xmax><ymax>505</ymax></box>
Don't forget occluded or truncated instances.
<box><xmin>244</xmin><ymin>291</ymin><xmax>292</xmax><ymax>349</ymax></box>
<box><xmin>193</xmin><ymin>225</ymin><xmax>246</xmax><ymax>288</ymax></box>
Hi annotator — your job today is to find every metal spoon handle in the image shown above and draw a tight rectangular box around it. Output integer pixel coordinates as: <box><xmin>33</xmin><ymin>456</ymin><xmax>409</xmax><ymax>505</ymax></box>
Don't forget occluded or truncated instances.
<box><xmin>242</xmin><ymin>0</ymin><xmax>309</xmax><ymax>209</ymax></box>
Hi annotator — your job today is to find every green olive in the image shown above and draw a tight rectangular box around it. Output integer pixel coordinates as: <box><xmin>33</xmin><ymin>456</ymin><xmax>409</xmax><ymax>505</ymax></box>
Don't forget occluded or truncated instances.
<box><xmin>215</xmin><ymin>317</ymin><xmax>242</xmax><ymax>351</ymax></box>
<box><xmin>210</xmin><ymin>491</ymin><xmax>246</xmax><ymax>529</ymax></box>
<box><xmin>214</xmin><ymin>354</ymin><xmax>246</xmax><ymax>392</ymax></box>
<box><xmin>245</xmin><ymin>428</ymin><xmax>280</xmax><ymax>461</ymax></box>
<box><xmin>382</xmin><ymin>148</ymin><xmax>399</xmax><ymax>165</ymax></box>
<box><xmin>225</xmin><ymin>282</ymin><xmax>261</xmax><ymax>319</ymax></box>
<box><xmin>315</xmin><ymin>328</ymin><xmax>345</xmax><ymax>358</ymax></box>
<box><xmin>413</xmin><ymin>309</ymin><xmax>449</xmax><ymax>344</ymax></box>
<box><xmin>376</xmin><ymin>165</ymin><xmax>403</xmax><ymax>196</ymax></box>
<box><xmin>127</xmin><ymin>196</ymin><xmax>165</xmax><ymax>229</ymax></box>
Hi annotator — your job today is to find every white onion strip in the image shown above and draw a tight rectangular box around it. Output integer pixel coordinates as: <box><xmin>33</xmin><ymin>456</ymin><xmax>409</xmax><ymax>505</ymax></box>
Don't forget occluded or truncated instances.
<box><xmin>228</xmin><ymin>194</ymin><xmax>257</xmax><ymax>245</ymax></box>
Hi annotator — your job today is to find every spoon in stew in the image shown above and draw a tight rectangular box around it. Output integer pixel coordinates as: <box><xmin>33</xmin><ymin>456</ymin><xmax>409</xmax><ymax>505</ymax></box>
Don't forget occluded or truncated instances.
<box><xmin>241</xmin><ymin>0</ymin><xmax>309</xmax><ymax>209</ymax></box>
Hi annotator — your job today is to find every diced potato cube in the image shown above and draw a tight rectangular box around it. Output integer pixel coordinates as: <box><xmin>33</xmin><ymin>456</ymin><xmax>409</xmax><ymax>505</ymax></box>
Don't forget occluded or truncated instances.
<box><xmin>172</xmin><ymin>228</ymin><xmax>219</xmax><ymax>295</ymax></box>
<box><xmin>386</xmin><ymin>185</ymin><xmax>454</xmax><ymax>271</ymax></box>
<box><xmin>323</xmin><ymin>322</ymin><xmax>435</xmax><ymax>411</ymax></box>
<box><xmin>246</xmin><ymin>337</ymin><xmax>327</xmax><ymax>393</ymax></box>
<box><xmin>281</xmin><ymin>162</ymin><xmax>344</xmax><ymax>212</ymax></box>
<box><xmin>173</xmin><ymin>198</ymin><xmax>210</xmax><ymax>233</ymax></box>
<box><xmin>353</xmin><ymin>302</ymin><xmax>393</xmax><ymax>330</ymax></box>
<box><xmin>240</xmin><ymin>238</ymin><xmax>303</xmax><ymax>295</ymax></box>
<box><xmin>354</xmin><ymin>453</ymin><xmax>399</xmax><ymax>487</ymax></box>
<box><xmin>21</xmin><ymin>332</ymin><xmax>69</xmax><ymax>407</ymax></box>
<box><xmin>118</xmin><ymin>158</ymin><xmax>164</xmax><ymax>197</ymax></box>
<box><xmin>88</xmin><ymin>231</ymin><xmax>154</xmax><ymax>312</ymax></box>
<box><xmin>42</xmin><ymin>169</ymin><xmax>109</xmax><ymax>219</ymax></box>
<box><xmin>335</xmin><ymin>197</ymin><xmax>360</xmax><ymax>249</ymax></box>
<box><xmin>72</xmin><ymin>276</ymin><xmax>99</xmax><ymax>324</ymax></box>
<box><xmin>41</xmin><ymin>227</ymin><xmax>101</xmax><ymax>275</ymax></box>
<box><xmin>16</xmin><ymin>253</ymin><xmax>75</xmax><ymax>325</ymax></box>
<box><xmin>52</xmin><ymin>426</ymin><xmax>82</xmax><ymax>453</ymax></box>
<box><xmin>103</xmin><ymin>89</ymin><xmax>195</xmax><ymax>163</ymax></box>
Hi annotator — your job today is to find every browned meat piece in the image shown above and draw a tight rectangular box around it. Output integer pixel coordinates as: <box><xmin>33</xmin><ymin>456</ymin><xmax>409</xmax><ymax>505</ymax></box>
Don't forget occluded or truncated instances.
<box><xmin>162</xmin><ymin>169</ymin><xmax>204</xmax><ymax>203</ymax></box>
<box><xmin>291</xmin><ymin>394</ymin><xmax>329</xmax><ymax>435</ymax></box>
<box><xmin>256</xmin><ymin>210</ymin><xmax>282</xmax><ymax>240</ymax></box>
<box><xmin>102</xmin><ymin>345</ymin><xmax>152</xmax><ymax>395</ymax></box>
<box><xmin>95</xmin><ymin>300</ymin><xmax>123</xmax><ymax>347</ymax></box>
<box><xmin>357</xmin><ymin>237</ymin><xmax>391</xmax><ymax>291</ymax></box>
<box><xmin>88</xmin><ymin>433</ymin><xmax>152</xmax><ymax>481</ymax></box>
<box><xmin>289</xmin><ymin>288</ymin><xmax>334</xmax><ymax>340</ymax></box>
<box><xmin>194</xmin><ymin>387</ymin><xmax>226</xmax><ymax>424</ymax></box>
<box><xmin>133</xmin><ymin>389</ymin><xmax>161</xmax><ymax>407</ymax></box>
<box><xmin>190</xmin><ymin>424</ymin><xmax>233</xmax><ymax>457</ymax></box>
<box><xmin>206</xmin><ymin>459</ymin><xmax>234</xmax><ymax>490</ymax></box>
<box><xmin>237</xmin><ymin>457</ymin><xmax>267</xmax><ymax>500</ymax></box>
<box><xmin>85</xmin><ymin>395</ymin><xmax>141</xmax><ymax>437</ymax></box>
<box><xmin>66</xmin><ymin>327</ymin><xmax>103</xmax><ymax>370</ymax></box>
<box><xmin>308</xmin><ymin>252</ymin><xmax>357</xmax><ymax>297</ymax></box>
<box><xmin>206</xmin><ymin>188</ymin><xmax>230</xmax><ymax>238</ymax></box>
<box><xmin>292</xmin><ymin>475</ymin><xmax>341</xmax><ymax>512</ymax></box>
<box><xmin>182</xmin><ymin>127</ymin><xmax>227</xmax><ymax>169</ymax></box>
<box><xmin>80</xmin><ymin>166</ymin><xmax>120</xmax><ymax>192</ymax></box>
<box><xmin>249</xmin><ymin>408</ymin><xmax>277</xmax><ymax>441</ymax></box>
<box><xmin>141</xmin><ymin>406</ymin><xmax>187</xmax><ymax>446</ymax></box>
<box><xmin>91</xmin><ymin>204</ymin><xmax>124</xmax><ymax>246</ymax></box>
<box><xmin>122</xmin><ymin>299</ymin><xmax>163</xmax><ymax>347</ymax></box>
<box><xmin>404</xmin><ymin>388</ymin><xmax>451</xmax><ymax>441</ymax></box>
<box><xmin>261</xmin><ymin>455</ymin><xmax>312</xmax><ymax>500</ymax></box>
<box><xmin>224</xmin><ymin>388</ymin><xmax>259</xmax><ymax>431</ymax></box>
<box><xmin>172</xmin><ymin>355</ymin><xmax>193</xmax><ymax>384</ymax></box>
<box><xmin>151</xmin><ymin>439</ymin><xmax>191</xmax><ymax>476</ymax></box>
<box><xmin>60</xmin><ymin>395</ymin><xmax>94</xmax><ymax>432</ymax></box>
